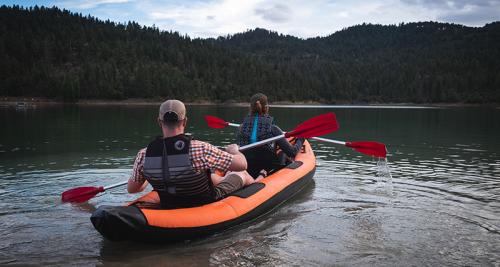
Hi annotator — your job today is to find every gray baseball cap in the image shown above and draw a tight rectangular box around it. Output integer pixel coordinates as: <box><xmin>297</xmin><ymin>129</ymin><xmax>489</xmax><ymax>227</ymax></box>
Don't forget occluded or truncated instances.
<box><xmin>159</xmin><ymin>99</ymin><xmax>186</xmax><ymax>122</ymax></box>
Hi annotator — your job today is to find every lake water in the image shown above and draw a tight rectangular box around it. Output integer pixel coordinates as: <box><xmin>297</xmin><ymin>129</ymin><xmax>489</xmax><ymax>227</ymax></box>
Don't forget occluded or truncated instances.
<box><xmin>0</xmin><ymin>104</ymin><xmax>499</xmax><ymax>266</ymax></box>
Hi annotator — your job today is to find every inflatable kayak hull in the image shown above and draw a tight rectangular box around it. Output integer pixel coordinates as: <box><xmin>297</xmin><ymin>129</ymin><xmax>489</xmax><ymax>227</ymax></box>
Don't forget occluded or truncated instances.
<box><xmin>91</xmin><ymin>140</ymin><xmax>316</xmax><ymax>243</ymax></box>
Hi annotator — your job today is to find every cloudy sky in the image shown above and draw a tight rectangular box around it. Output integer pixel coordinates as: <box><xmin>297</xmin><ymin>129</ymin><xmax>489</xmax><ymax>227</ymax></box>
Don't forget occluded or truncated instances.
<box><xmin>1</xmin><ymin>0</ymin><xmax>499</xmax><ymax>38</ymax></box>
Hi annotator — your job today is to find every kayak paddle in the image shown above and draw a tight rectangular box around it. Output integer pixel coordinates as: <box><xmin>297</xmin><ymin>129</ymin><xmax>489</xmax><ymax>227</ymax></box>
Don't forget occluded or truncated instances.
<box><xmin>238</xmin><ymin>112</ymin><xmax>339</xmax><ymax>151</ymax></box>
<box><xmin>61</xmin><ymin>181</ymin><xmax>127</xmax><ymax>203</ymax></box>
<box><xmin>312</xmin><ymin>137</ymin><xmax>387</xmax><ymax>158</ymax></box>
<box><xmin>62</xmin><ymin>113</ymin><xmax>338</xmax><ymax>203</ymax></box>
<box><xmin>205</xmin><ymin>115</ymin><xmax>240</xmax><ymax>128</ymax></box>
<box><xmin>204</xmin><ymin>115</ymin><xmax>387</xmax><ymax>158</ymax></box>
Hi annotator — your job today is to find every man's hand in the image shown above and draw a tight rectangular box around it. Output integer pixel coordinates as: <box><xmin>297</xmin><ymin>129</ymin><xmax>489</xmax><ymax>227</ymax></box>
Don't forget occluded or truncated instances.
<box><xmin>225</xmin><ymin>144</ymin><xmax>240</xmax><ymax>155</ymax></box>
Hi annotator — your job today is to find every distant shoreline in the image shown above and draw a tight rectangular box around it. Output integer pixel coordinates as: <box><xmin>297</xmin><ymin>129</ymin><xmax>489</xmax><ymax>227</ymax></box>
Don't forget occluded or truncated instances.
<box><xmin>0</xmin><ymin>97</ymin><xmax>498</xmax><ymax>108</ymax></box>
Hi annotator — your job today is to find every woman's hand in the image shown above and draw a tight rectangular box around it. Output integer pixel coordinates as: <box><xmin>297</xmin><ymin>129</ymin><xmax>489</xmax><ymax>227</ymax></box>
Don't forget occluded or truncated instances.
<box><xmin>225</xmin><ymin>144</ymin><xmax>240</xmax><ymax>155</ymax></box>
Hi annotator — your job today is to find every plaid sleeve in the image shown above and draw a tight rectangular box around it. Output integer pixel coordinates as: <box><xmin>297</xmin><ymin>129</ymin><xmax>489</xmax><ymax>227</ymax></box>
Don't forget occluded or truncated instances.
<box><xmin>191</xmin><ymin>141</ymin><xmax>233</xmax><ymax>173</ymax></box>
<box><xmin>131</xmin><ymin>148</ymin><xmax>146</xmax><ymax>184</ymax></box>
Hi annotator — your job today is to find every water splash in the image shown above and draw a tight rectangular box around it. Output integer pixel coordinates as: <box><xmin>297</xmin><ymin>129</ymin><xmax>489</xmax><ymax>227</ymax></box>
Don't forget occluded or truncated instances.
<box><xmin>375</xmin><ymin>157</ymin><xmax>394</xmax><ymax>196</ymax></box>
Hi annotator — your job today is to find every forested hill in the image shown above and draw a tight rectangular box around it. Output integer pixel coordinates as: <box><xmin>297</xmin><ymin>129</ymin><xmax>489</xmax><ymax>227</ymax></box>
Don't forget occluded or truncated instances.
<box><xmin>1</xmin><ymin>5</ymin><xmax>499</xmax><ymax>103</ymax></box>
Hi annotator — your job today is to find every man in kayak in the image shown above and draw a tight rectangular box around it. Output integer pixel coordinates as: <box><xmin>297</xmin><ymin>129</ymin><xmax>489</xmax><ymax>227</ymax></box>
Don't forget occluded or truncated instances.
<box><xmin>237</xmin><ymin>93</ymin><xmax>304</xmax><ymax>177</ymax></box>
<box><xmin>127</xmin><ymin>99</ymin><xmax>259</xmax><ymax>209</ymax></box>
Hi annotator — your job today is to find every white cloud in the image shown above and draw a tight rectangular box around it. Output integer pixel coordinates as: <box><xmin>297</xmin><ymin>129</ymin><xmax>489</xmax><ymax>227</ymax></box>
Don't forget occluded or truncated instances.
<box><xmin>56</xmin><ymin>0</ymin><xmax>131</xmax><ymax>10</ymax></box>
<box><xmin>145</xmin><ymin>0</ymin><xmax>264</xmax><ymax>37</ymax></box>
<box><xmin>254</xmin><ymin>3</ymin><xmax>292</xmax><ymax>23</ymax></box>
<box><xmin>45</xmin><ymin>0</ymin><xmax>500</xmax><ymax>38</ymax></box>
<box><xmin>138</xmin><ymin>0</ymin><xmax>454</xmax><ymax>38</ymax></box>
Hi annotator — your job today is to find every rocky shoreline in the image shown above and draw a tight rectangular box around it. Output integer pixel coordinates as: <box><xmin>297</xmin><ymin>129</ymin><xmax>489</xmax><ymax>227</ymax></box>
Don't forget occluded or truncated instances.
<box><xmin>0</xmin><ymin>97</ymin><xmax>497</xmax><ymax>108</ymax></box>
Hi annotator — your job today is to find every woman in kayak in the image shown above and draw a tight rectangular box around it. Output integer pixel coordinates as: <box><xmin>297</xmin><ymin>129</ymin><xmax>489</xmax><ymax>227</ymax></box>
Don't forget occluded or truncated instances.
<box><xmin>237</xmin><ymin>93</ymin><xmax>304</xmax><ymax>177</ymax></box>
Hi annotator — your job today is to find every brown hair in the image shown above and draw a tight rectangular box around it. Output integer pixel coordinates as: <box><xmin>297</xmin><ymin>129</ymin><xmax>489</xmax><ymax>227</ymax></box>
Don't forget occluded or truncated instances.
<box><xmin>249</xmin><ymin>93</ymin><xmax>269</xmax><ymax>115</ymax></box>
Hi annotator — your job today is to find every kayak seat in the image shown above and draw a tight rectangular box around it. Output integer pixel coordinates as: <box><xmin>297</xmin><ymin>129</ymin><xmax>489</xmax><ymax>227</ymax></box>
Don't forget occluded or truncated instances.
<box><xmin>242</xmin><ymin>147</ymin><xmax>286</xmax><ymax>178</ymax></box>
<box><xmin>229</xmin><ymin>182</ymin><xmax>266</xmax><ymax>198</ymax></box>
<box><xmin>286</xmin><ymin>161</ymin><xmax>303</xmax><ymax>169</ymax></box>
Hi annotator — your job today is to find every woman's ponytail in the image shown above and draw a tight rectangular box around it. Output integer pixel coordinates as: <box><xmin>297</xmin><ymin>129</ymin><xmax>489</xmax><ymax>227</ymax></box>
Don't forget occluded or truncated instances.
<box><xmin>249</xmin><ymin>93</ymin><xmax>268</xmax><ymax>115</ymax></box>
<box><xmin>255</xmin><ymin>100</ymin><xmax>262</xmax><ymax>115</ymax></box>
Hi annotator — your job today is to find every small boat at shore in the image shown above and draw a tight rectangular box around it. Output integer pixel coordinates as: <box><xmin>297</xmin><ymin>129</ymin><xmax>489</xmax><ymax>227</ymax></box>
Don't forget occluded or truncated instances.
<box><xmin>90</xmin><ymin>140</ymin><xmax>316</xmax><ymax>243</ymax></box>
<box><xmin>14</xmin><ymin>102</ymin><xmax>36</xmax><ymax>110</ymax></box>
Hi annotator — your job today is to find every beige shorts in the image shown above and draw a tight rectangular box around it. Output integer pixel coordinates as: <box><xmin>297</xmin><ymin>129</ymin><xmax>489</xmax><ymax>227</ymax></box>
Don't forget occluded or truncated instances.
<box><xmin>214</xmin><ymin>173</ymin><xmax>244</xmax><ymax>199</ymax></box>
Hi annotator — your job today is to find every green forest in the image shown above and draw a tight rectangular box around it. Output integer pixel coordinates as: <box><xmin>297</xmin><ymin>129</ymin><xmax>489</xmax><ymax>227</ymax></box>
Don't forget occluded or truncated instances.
<box><xmin>1</xmin><ymin>5</ymin><xmax>499</xmax><ymax>103</ymax></box>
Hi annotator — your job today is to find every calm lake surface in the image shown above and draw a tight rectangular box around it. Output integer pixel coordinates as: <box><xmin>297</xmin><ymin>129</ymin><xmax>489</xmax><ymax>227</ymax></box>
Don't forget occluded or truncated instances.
<box><xmin>0</xmin><ymin>104</ymin><xmax>499</xmax><ymax>266</ymax></box>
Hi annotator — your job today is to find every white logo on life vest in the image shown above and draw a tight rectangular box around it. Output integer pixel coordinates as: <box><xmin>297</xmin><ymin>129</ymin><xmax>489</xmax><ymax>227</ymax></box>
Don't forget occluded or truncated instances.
<box><xmin>174</xmin><ymin>140</ymin><xmax>185</xmax><ymax>150</ymax></box>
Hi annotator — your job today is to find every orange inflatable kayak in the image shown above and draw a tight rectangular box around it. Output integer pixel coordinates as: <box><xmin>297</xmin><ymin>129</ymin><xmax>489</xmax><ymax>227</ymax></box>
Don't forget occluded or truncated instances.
<box><xmin>91</xmin><ymin>140</ymin><xmax>315</xmax><ymax>243</ymax></box>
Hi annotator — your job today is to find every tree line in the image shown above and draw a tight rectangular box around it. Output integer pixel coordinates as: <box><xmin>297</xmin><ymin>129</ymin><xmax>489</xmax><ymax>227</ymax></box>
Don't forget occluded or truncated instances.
<box><xmin>1</xmin><ymin>5</ymin><xmax>499</xmax><ymax>103</ymax></box>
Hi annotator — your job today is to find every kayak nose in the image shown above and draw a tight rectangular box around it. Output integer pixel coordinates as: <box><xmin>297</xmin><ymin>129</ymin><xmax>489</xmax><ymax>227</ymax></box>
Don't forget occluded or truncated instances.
<box><xmin>91</xmin><ymin>205</ymin><xmax>147</xmax><ymax>241</ymax></box>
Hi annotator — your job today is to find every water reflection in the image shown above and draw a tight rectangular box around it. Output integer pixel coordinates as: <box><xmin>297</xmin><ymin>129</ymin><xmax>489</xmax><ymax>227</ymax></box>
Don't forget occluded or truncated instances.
<box><xmin>0</xmin><ymin>105</ymin><xmax>499</xmax><ymax>266</ymax></box>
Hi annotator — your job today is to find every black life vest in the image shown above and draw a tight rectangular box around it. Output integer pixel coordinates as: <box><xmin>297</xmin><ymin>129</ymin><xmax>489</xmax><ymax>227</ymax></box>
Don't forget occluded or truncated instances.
<box><xmin>237</xmin><ymin>114</ymin><xmax>275</xmax><ymax>152</ymax></box>
<box><xmin>143</xmin><ymin>134</ymin><xmax>215</xmax><ymax>209</ymax></box>
<box><xmin>237</xmin><ymin>115</ymin><xmax>284</xmax><ymax>177</ymax></box>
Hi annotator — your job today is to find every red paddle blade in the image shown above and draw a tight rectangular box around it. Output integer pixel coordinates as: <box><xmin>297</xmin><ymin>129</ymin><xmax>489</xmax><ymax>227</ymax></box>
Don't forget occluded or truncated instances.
<box><xmin>285</xmin><ymin>112</ymin><xmax>339</xmax><ymax>138</ymax></box>
<box><xmin>346</xmin><ymin>141</ymin><xmax>387</xmax><ymax>158</ymax></box>
<box><xmin>204</xmin><ymin>115</ymin><xmax>229</xmax><ymax>129</ymax></box>
<box><xmin>61</xmin><ymin>186</ymin><xmax>104</xmax><ymax>203</ymax></box>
